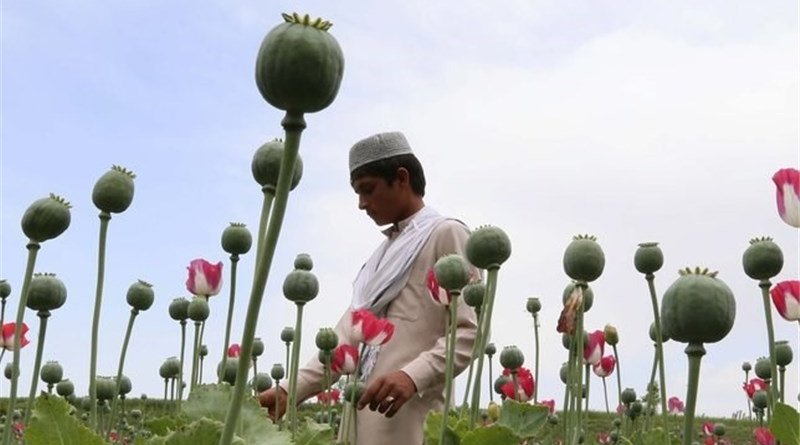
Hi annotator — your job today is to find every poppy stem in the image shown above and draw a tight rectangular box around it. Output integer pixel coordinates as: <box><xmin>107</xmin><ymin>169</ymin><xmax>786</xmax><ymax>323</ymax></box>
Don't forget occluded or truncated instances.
<box><xmin>23</xmin><ymin>310</ymin><xmax>50</xmax><ymax>424</ymax></box>
<box><xmin>602</xmin><ymin>377</ymin><xmax>610</xmax><ymax>414</ymax></box>
<box><xmin>440</xmin><ymin>296</ymin><xmax>459</xmax><ymax>445</ymax></box>
<box><xmin>177</xmin><ymin>320</ymin><xmax>186</xmax><ymax>409</ymax></box>
<box><xmin>681</xmin><ymin>343</ymin><xmax>705</xmax><ymax>445</ymax></box>
<box><xmin>110</xmin><ymin>309</ymin><xmax>139</xmax><ymax>425</ymax></box>
<box><xmin>759</xmin><ymin>280</ymin><xmax>779</xmax><ymax>418</ymax></box>
<box><xmin>469</xmin><ymin>267</ymin><xmax>499</xmax><ymax>427</ymax></box>
<box><xmin>461</xmin><ymin>306</ymin><xmax>483</xmax><ymax>410</ymax></box>
<box><xmin>533</xmin><ymin>312</ymin><xmax>540</xmax><ymax>404</ymax></box>
<box><xmin>220</xmin><ymin>255</ymin><xmax>240</xmax><ymax>384</ymax></box>
<box><xmin>191</xmin><ymin>321</ymin><xmax>201</xmax><ymax>390</ymax></box>
<box><xmin>287</xmin><ymin>303</ymin><xmax>305</xmax><ymax>438</ymax></box>
<box><xmin>87</xmin><ymin>212</ymin><xmax>110</xmax><ymax>433</ymax></box>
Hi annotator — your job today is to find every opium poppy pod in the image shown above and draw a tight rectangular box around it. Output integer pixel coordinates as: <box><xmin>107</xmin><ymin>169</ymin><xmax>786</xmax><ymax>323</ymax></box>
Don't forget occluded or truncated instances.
<box><xmin>283</xmin><ymin>269</ymin><xmax>319</xmax><ymax>304</ymax></box>
<box><xmin>315</xmin><ymin>328</ymin><xmax>338</xmax><ymax>352</ymax></box>
<box><xmin>270</xmin><ymin>363</ymin><xmax>285</xmax><ymax>380</ymax></box>
<box><xmin>221</xmin><ymin>223</ymin><xmax>253</xmax><ymax>256</ymax></box>
<box><xmin>526</xmin><ymin>297</ymin><xmax>541</xmax><ymax>315</ymax></box>
<box><xmin>95</xmin><ymin>376</ymin><xmax>117</xmax><ymax>401</ymax></box>
<box><xmin>187</xmin><ymin>297</ymin><xmax>210</xmax><ymax>322</ymax></box>
<box><xmin>294</xmin><ymin>253</ymin><xmax>313</xmax><ymax>271</ymax></box>
<box><xmin>660</xmin><ymin>268</ymin><xmax>736</xmax><ymax>344</ymax></box>
<box><xmin>499</xmin><ymin>345</ymin><xmax>525</xmax><ymax>370</ymax></box>
<box><xmin>462</xmin><ymin>282</ymin><xmax>485</xmax><ymax>309</ymax></box>
<box><xmin>562</xmin><ymin>282</ymin><xmax>594</xmax><ymax>311</ymax></box>
<box><xmin>26</xmin><ymin>273</ymin><xmax>67</xmax><ymax>312</ymax></box>
<box><xmin>169</xmin><ymin>298</ymin><xmax>190</xmax><ymax>322</ymax></box>
<box><xmin>251</xmin><ymin>139</ymin><xmax>304</xmax><ymax>191</ymax></box>
<box><xmin>742</xmin><ymin>237</ymin><xmax>783</xmax><ymax>281</ymax></box>
<box><xmin>280</xmin><ymin>326</ymin><xmax>295</xmax><ymax>343</ymax></box>
<box><xmin>255</xmin><ymin>13</ymin><xmax>344</xmax><ymax>113</ymax></box>
<box><xmin>252</xmin><ymin>338</ymin><xmax>265</xmax><ymax>358</ymax></box>
<box><xmin>775</xmin><ymin>340</ymin><xmax>793</xmax><ymax>367</ymax></box>
<box><xmin>40</xmin><ymin>361</ymin><xmax>63</xmax><ymax>385</ymax></box>
<box><xmin>252</xmin><ymin>373</ymin><xmax>273</xmax><ymax>392</ymax></box>
<box><xmin>0</xmin><ymin>280</ymin><xmax>10</xmax><ymax>300</ymax></box>
<box><xmin>56</xmin><ymin>379</ymin><xmax>74</xmax><ymax>397</ymax></box>
<box><xmin>465</xmin><ymin>225</ymin><xmax>512</xmax><ymax>270</ymax></box>
<box><xmin>21</xmin><ymin>194</ymin><xmax>71</xmax><ymax>243</ymax></box>
<box><xmin>603</xmin><ymin>324</ymin><xmax>618</xmax><ymax>346</ymax></box>
<box><xmin>649</xmin><ymin>322</ymin><xmax>670</xmax><ymax>343</ymax></box>
<box><xmin>117</xmin><ymin>375</ymin><xmax>132</xmax><ymax>396</ymax></box>
<box><xmin>634</xmin><ymin>242</ymin><xmax>664</xmax><ymax>275</ymax></box>
<box><xmin>126</xmin><ymin>280</ymin><xmax>154</xmax><ymax>312</ymax></box>
<box><xmin>563</xmin><ymin>234</ymin><xmax>605</xmax><ymax>283</ymax></box>
<box><xmin>92</xmin><ymin>165</ymin><xmax>135</xmax><ymax>214</ymax></box>
<box><xmin>433</xmin><ymin>254</ymin><xmax>471</xmax><ymax>292</ymax></box>
<box><xmin>754</xmin><ymin>356</ymin><xmax>771</xmax><ymax>380</ymax></box>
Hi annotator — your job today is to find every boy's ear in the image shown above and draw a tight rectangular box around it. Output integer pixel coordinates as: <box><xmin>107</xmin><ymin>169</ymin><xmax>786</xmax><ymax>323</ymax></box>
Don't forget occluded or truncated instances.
<box><xmin>395</xmin><ymin>167</ymin><xmax>410</xmax><ymax>186</ymax></box>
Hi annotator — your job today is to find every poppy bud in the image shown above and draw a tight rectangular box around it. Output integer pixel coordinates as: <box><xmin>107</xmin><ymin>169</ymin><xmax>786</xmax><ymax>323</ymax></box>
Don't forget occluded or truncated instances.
<box><xmin>612</xmin><ymin>418</ymin><xmax>622</xmax><ymax>428</ymax></box>
<box><xmin>221</xmin><ymin>222</ymin><xmax>253</xmax><ymax>256</ymax></box>
<box><xmin>92</xmin><ymin>165</ymin><xmax>135</xmax><ymax>214</ymax></box>
<box><xmin>433</xmin><ymin>254</ymin><xmax>471</xmax><ymax>291</ymax></box>
<box><xmin>775</xmin><ymin>340</ymin><xmax>793</xmax><ymax>367</ymax></box>
<box><xmin>169</xmin><ymin>298</ymin><xmax>190</xmax><ymax>322</ymax></box>
<box><xmin>315</xmin><ymin>328</ymin><xmax>338</xmax><ymax>352</ymax></box>
<box><xmin>56</xmin><ymin>379</ymin><xmax>74</xmax><ymax>397</ymax></box>
<box><xmin>462</xmin><ymin>282</ymin><xmax>485</xmax><ymax>309</ymax></box>
<box><xmin>26</xmin><ymin>273</ymin><xmax>67</xmax><ymax>312</ymax></box>
<box><xmin>280</xmin><ymin>327</ymin><xmax>295</xmax><ymax>343</ymax></box>
<box><xmin>187</xmin><ymin>297</ymin><xmax>210</xmax><ymax>322</ymax></box>
<box><xmin>604</xmin><ymin>324</ymin><xmax>618</xmax><ymax>346</ymax></box>
<box><xmin>563</xmin><ymin>235</ymin><xmax>605</xmax><ymax>283</ymax></box>
<box><xmin>126</xmin><ymin>280</ymin><xmax>154</xmax><ymax>312</ymax></box>
<box><xmin>465</xmin><ymin>225</ymin><xmax>512</xmax><ymax>270</ymax></box>
<box><xmin>40</xmin><ymin>361</ymin><xmax>63</xmax><ymax>385</ymax></box>
<box><xmin>21</xmin><ymin>194</ymin><xmax>72</xmax><ymax>243</ymax></box>
<box><xmin>742</xmin><ymin>237</ymin><xmax>783</xmax><ymax>281</ymax></box>
<box><xmin>499</xmin><ymin>345</ymin><xmax>524</xmax><ymax>370</ymax></box>
<box><xmin>199</xmin><ymin>345</ymin><xmax>208</xmax><ymax>357</ymax></box>
<box><xmin>270</xmin><ymin>363</ymin><xmax>285</xmax><ymax>381</ymax></box>
<box><xmin>526</xmin><ymin>297</ymin><xmax>541</xmax><ymax>315</ymax></box>
<box><xmin>548</xmin><ymin>414</ymin><xmax>559</xmax><ymax>425</ymax></box>
<box><xmin>283</xmin><ymin>268</ymin><xmax>319</xmax><ymax>304</ymax></box>
<box><xmin>487</xmin><ymin>401</ymin><xmax>501</xmax><ymax>421</ymax></box>
<box><xmin>4</xmin><ymin>363</ymin><xmax>15</xmax><ymax>379</ymax></box>
<box><xmin>252</xmin><ymin>337</ymin><xmax>265</xmax><ymax>358</ymax></box>
<box><xmin>129</xmin><ymin>409</ymin><xmax>142</xmax><ymax>421</ymax></box>
<box><xmin>0</xmin><ymin>280</ymin><xmax>10</xmax><ymax>300</ymax></box>
<box><xmin>634</xmin><ymin>242</ymin><xmax>664</xmax><ymax>275</ymax></box>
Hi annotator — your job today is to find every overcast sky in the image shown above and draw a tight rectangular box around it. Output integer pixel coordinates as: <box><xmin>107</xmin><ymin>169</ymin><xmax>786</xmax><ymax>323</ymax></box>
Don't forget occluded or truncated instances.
<box><xmin>1</xmin><ymin>1</ymin><xmax>798</xmax><ymax>418</ymax></box>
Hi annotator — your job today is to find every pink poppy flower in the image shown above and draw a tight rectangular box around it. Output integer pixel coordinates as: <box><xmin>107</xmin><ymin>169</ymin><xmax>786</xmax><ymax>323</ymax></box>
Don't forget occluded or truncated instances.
<box><xmin>583</xmin><ymin>330</ymin><xmax>605</xmax><ymax>365</ymax></box>
<box><xmin>539</xmin><ymin>399</ymin><xmax>555</xmax><ymax>414</ymax></box>
<box><xmin>743</xmin><ymin>378</ymin><xmax>769</xmax><ymax>399</ymax></box>
<box><xmin>667</xmin><ymin>396</ymin><xmax>684</xmax><ymax>414</ymax></box>
<box><xmin>702</xmin><ymin>421</ymin><xmax>714</xmax><ymax>437</ymax></box>
<box><xmin>772</xmin><ymin>167</ymin><xmax>800</xmax><ymax>228</ymax></box>
<box><xmin>500</xmin><ymin>366</ymin><xmax>535</xmax><ymax>402</ymax></box>
<box><xmin>331</xmin><ymin>344</ymin><xmax>359</xmax><ymax>375</ymax></box>
<box><xmin>186</xmin><ymin>258</ymin><xmax>223</xmax><ymax>297</ymax></box>
<box><xmin>227</xmin><ymin>343</ymin><xmax>241</xmax><ymax>358</ymax></box>
<box><xmin>597</xmin><ymin>432</ymin><xmax>611</xmax><ymax>445</ymax></box>
<box><xmin>350</xmin><ymin>310</ymin><xmax>394</xmax><ymax>346</ymax></box>
<box><xmin>0</xmin><ymin>322</ymin><xmax>30</xmax><ymax>351</ymax></box>
<box><xmin>592</xmin><ymin>355</ymin><xmax>616</xmax><ymax>377</ymax></box>
<box><xmin>770</xmin><ymin>280</ymin><xmax>800</xmax><ymax>322</ymax></box>
<box><xmin>426</xmin><ymin>269</ymin><xmax>451</xmax><ymax>306</ymax></box>
<box><xmin>754</xmin><ymin>427</ymin><xmax>775</xmax><ymax>445</ymax></box>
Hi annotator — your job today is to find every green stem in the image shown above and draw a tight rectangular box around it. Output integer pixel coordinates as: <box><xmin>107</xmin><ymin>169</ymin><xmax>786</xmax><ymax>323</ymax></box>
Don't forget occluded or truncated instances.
<box><xmin>178</xmin><ymin>320</ymin><xmax>186</xmax><ymax>409</ymax></box>
<box><xmin>470</xmin><ymin>267</ymin><xmax>499</xmax><ymax>427</ymax></box>
<box><xmin>612</xmin><ymin>344</ymin><xmax>622</xmax><ymax>413</ymax></box>
<box><xmin>24</xmin><ymin>310</ymin><xmax>50</xmax><ymax>423</ymax></box>
<box><xmin>646</xmin><ymin>274</ymin><xmax>669</xmax><ymax>435</ymax></box>
<box><xmin>488</xmin><ymin>355</ymin><xmax>494</xmax><ymax>403</ymax></box>
<box><xmin>533</xmin><ymin>313</ymin><xmax>540</xmax><ymax>404</ymax></box>
<box><xmin>163</xmin><ymin>379</ymin><xmax>168</xmax><ymax>402</ymax></box>
<box><xmin>255</xmin><ymin>189</ymin><xmax>275</xmax><ymax>259</ymax></box>
<box><xmin>88</xmin><ymin>212</ymin><xmax>111</xmax><ymax>432</ymax></box>
<box><xmin>602</xmin><ymin>377</ymin><xmax>610</xmax><ymax>413</ymax></box>
<box><xmin>218</xmin><ymin>112</ymin><xmax>305</xmax><ymax>445</ymax></box>
<box><xmin>110</xmin><ymin>309</ymin><xmax>139</xmax><ymax>423</ymax></box>
<box><xmin>440</xmin><ymin>297</ymin><xmax>459</xmax><ymax>445</ymax></box>
<box><xmin>461</xmin><ymin>307</ymin><xmax>483</xmax><ymax>409</ymax></box>
<box><xmin>759</xmin><ymin>280</ymin><xmax>779</xmax><ymax>415</ymax></box>
<box><xmin>191</xmin><ymin>321</ymin><xmax>201</xmax><ymax>390</ymax></box>
<box><xmin>322</xmin><ymin>355</ymin><xmax>330</xmax><ymax>426</ymax></box>
<box><xmin>570</xmin><ymin>285</ymin><xmax>586</xmax><ymax>445</ymax></box>
<box><xmin>197</xmin><ymin>296</ymin><xmax>209</xmax><ymax>385</ymax></box>
<box><xmin>252</xmin><ymin>358</ymin><xmax>259</xmax><ymax>396</ymax></box>
<box><xmin>2</xmin><ymin>242</ymin><xmax>39</xmax><ymax>445</ymax></box>
<box><xmin>287</xmin><ymin>303</ymin><xmax>305</xmax><ymax>438</ymax></box>
<box><xmin>199</xmin><ymin>353</ymin><xmax>205</xmax><ymax>384</ymax></box>
<box><xmin>220</xmin><ymin>255</ymin><xmax>239</xmax><ymax>384</ymax></box>
<box><xmin>779</xmin><ymin>366</ymin><xmax>785</xmax><ymax>403</ymax></box>
<box><xmin>681</xmin><ymin>343</ymin><xmax>706</xmax><ymax>445</ymax></box>
<box><xmin>285</xmin><ymin>342</ymin><xmax>291</xmax><ymax>382</ymax></box>
<box><xmin>584</xmin><ymin>363</ymin><xmax>590</xmax><ymax>413</ymax></box>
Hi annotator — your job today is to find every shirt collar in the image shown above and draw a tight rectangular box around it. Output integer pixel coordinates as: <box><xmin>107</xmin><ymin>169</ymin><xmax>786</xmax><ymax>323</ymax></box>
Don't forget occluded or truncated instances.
<box><xmin>382</xmin><ymin>206</ymin><xmax>426</xmax><ymax>238</ymax></box>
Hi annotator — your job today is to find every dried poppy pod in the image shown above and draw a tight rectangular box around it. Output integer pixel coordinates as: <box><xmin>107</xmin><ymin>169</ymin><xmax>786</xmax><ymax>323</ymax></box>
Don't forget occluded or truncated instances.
<box><xmin>40</xmin><ymin>361</ymin><xmax>63</xmax><ymax>386</ymax></box>
<box><xmin>465</xmin><ymin>225</ymin><xmax>511</xmax><ymax>270</ymax></box>
<box><xmin>742</xmin><ymin>237</ymin><xmax>784</xmax><ymax>281</ymax></box>
<box><xmin>660</xmin><ymin>267</ymin><xmax>735</xmax><ymax>344</ymax></box>
<box><xmin>0</xmin><ymin>280</ymin><xmax>10</xmax><ymax>300</ymax></box>
<box><xmin>221</xmin><ymin>223</ymin><xmax>253</xmax><ymax>256</ymax></box>
<box><xmin>462</xmin><ymin>282</ymin><xmax>485</xmax><ymax>309</ymax></box>
<box><xmin>499</xmin><ymin>345</ymin><xmax>524</xmax><ymax>370</ymax></box>
<box><xmin>126</xmin><ymin>280</ymin><xmax>154</xmax><ymax>312</ymax></box>
<box><xmin>563</xmin><ymin>234</ymin><xmax>605</xmax><ymax>283</ymax></box>
<box><xmin>634</xmin><ymin>242</ymin><xmax>664</xmax><ymax>275</ymax></box>
<box><xmin>21</xmin><ymin>193</ymin><xmax>71</xmax><ymax>243</ymax></box>
<box><xmin>251</xmin><ymin>139</ymin><xmax>304</xmax><ymax>191</ymax></box>
<box><xmin>92</xmin><ymin>165</ymin><xmax>135</xmax><ymax>214</ymax></box>
<box><xmin>26</xmin><ymin>273</ymin><xmax>67</xmax><ymax>312</ymax></box>
<box><xmin>434</xmin><ymin>254</ymin><xmax>471</xmax><ymax>292</ymax></box>
<box><xmin>255</xmin><ymin>13</ymin><xmax>344</xmax><ymax>113</ymax></box>
<box><xmin>168</xmin><ymin>297</ymin><xmax>190</xmax><ymax>322</ymax></box>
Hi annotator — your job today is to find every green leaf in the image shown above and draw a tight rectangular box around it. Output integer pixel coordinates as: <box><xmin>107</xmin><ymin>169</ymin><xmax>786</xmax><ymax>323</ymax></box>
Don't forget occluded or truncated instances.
<box><xmin>442</xmin><ymin>426</ymin><xmax>461</xmax><ymax>445</ymax></box>
<box><xmin>24</xmin><ymin>394</ymin><xmax>106</xmax><ymax>445</ymax></box>
<box><xmin>496</xmin><ymin>400</ymin><xmax>548</xmax><ymax>439</ymax></box>
<box><xmin>641</xmin><ymin>427</ymin><xmax>670</xmax><ymax>445</ymax></box>
<box><xmin>294</xmin><ymin>419</ymin><xmax>334</xmax><ymax>445</ymax></box>
<box><xmin>770</xmin><ymin>402</ymin><xmax>800</xmax><ymax>445</ymax></box>
<box><xmin>142</xmin><ymin>418</ymin><xmax>244</xmax><ymax>445</ymax></box>
<box><xmin>461</xmin><ymin>425</ymin><xmax>518</xmax><ymax>445</ymax></box>
<box><xmin>144</xmin><ymin>414</ymin><xmax>188</xmax><ymax>436</ymax></box>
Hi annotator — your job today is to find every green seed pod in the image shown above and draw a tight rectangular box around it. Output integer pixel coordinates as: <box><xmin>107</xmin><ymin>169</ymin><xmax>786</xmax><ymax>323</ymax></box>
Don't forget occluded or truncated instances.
<box><xmin>158</xmin><ymin>361</ymin><xmax>172</xmax><ymax>379</ymax></box>
<box><xmin>548</xmin><ymin>414</ymin><xmax>559</xmax><ymax>425</ymax></box>
<box><xmin>713</xmin><ymin>424</ymin><xmax>725</xmax><ymax>436</ymax></box>
<box><xmin>526</xmin><ymin>297</ymin><xmax>541</xmax><ymax>315</ymax></box>
<box><xmin>21</xmin><ymin>193</ymin><xmax>72</xmax><ymax>243</ymax></box>
<box><xmin>754</xmin><ymin>356</ymin><xmax>771</xmax><ymax>380</ymax></box>
<box><xmin>126</xmin><ymin>280</ymin><xmax>154</xmax><ymax>312</ymax></box>
<box><xmin>221</xmin><ymin>222</ymin><xmax>253</xmax><ymax>256</ymax></box>
<box><xmin>462</xmin><ymin>282</ymin><xmax>485</xmax><ymax>309</ymax></box>
<box><xmin>270</xmin><ymin>363</ymin><xmax>285</xmax><ymax>380</ymax></box>
<box><xmin>742</xmin><ymin>361</ymin><xmax>752</xmax><ymax>372</ymax></box>
<box><xmin>563</xmin><ymin>234</ymin><xmax>605</xmax><ymax>283</ymax></box>
<box><xmin>26</xmin><ymin>272</ymin><xmax>67</xmax><ymax>312</ymax></box>
<box><xmin>612</xmin><ymin>418</ymin><xmax>622</xmax><ymax>428</ymax></box>
<box><xmin>559</xmin><ymin>363</ymin><xmax>568</xmax><ymax>384</ymax></box>
<box><xmin>255</xmin><ymin>13</ymin><xmax>344</xmax><ymax>113</ymax></box>
<box><xmin>218</xmin><ymin>357</ymin><xmax>239</xmax><ymax>385</ymax></box>
<box><xmin>56</xmin><ymin>379</ymin><xmax>74</xmax><ymax>397</ymax></box>
<box><xmin>40</xmin><ymin>361</ymin><xmax>63</xmax><ymax>385</ymax></box>
<box><xmin>168</xmin><ymin>297</ymin><xmax>190</xmax><ymax>321</ymax></box>
<box><xmin>433</xmin><ymin>254</ymin><xmax>471</xmax><ymax>291</ymax></box>
<box><xmin>92</xmin><ymin>165</ymin><xmax>136</xmax><ymax>214</ymax></box>
<box><xmin>775</xmin><ymin>340</ymin><xmax>793</xmax><ymax>367</ymax></box>
<box><xmin>628</xmin><ymin>400</ymin><xmax>643</xmax><ymax>418</ymax></box>
<box><xmin>648</xmin><ymin>322</ymin><xmax>669</xmax><ymax>343</ymax></box>
<box><xmin>465</xmin><ymin>225</ymin><xmax>512</xmax><ymax>270</ymax></box>
<box><xmin>621</xmin><ymin>387</ymin><xmax>637</xmax><ymax>405</ymax></box>
<box><xmin>129</xmin><ymin>409</ymin><xmax>142</xmax><ymax>421</ymax></box>
<box><xmin>604</xmin><ymin>324</ymin><xmax>619</xmax><ymax>346</ymax></box>
<box><xmin>252</xmin><ymin>373</ymin><xmax>273</xmax><ymax>392</ymax></box>
<box><xmin>494</xmin><ymin>375</ymin><xmax>511</xmax><ymax>395</ymax></box>
<box><xmin>294</xmin><ymin>253</ymin><xmax>313</xmax><ymax>271</ymax></box>
<box><xmin>499</xmin><ymin>345</ymin><xmax>525</xmax><ymax>370</ymax></box>
<box><xmin>164</xmin><ymin>356</ymin><xmax>181</xmax><ymax>378</ymax></box>
<box><xmin>752</xmin><ymin>390</ymin><xmax>769</xmax><ymax>409</ymax></box>
<box><xmin>343</xmin><ymin>381</ymin><xmax>365</xmax><ymax>403</ymax></box>
<box><xmin>634</xmin><ymin>242</ymin><xmax>664</xmax><ymax>275</ymax></box>
<box><xmin>95</xmin><ymin>376</ymin><xmax>117</xmax><ymax>401</ymax></box>
<box><xmin>199</xmin><ymin>344</ymin><xmax>208</xmax><ymax>357</ymax></box>
<box><xmin>118</xmin><ymin>375</ymin><xmax>132</xmax><ymax>396</ymax></box>
<box><xmin>252</xmin><ymin>337</ymin><xmax>265</xmax><ymax>357</ymax></box>
<box><xmin>562</xmin><ymin>282</ymin><xmax>594</xmax><ymax>312</ymax></box>
<box><xmin>187</xmin><ymin>297</ymin><xmax>210</xmax><ymax>322</ymax></box>
<box><xmin>282</xmin><ymin>269</ymin><xmax>319</xmax><ymax>304</ymax></box>
<box><xmin>4</xmin><ymin>363</ymin><xmax>16</xmax><ymax>380</ymax></box>
<box><xmin>251</xmin><ymin>139</ymin><xmax>304</xmax><ymax>191</ymax></box>
<box><xmin>315</xmin><ymin>328</ymin><xmax>338</xmax><ymax>352</ymax></box>
<box><xmin>660</xmin><ymin>267</ymin><xmax>735</xmax><ymax>344</ymax></box>
<box><xmin>484</xmin><ymin>343</ymin><xmax>496</xmax><ymax>356</ymax></box>
<box><xmin>742</xmin><ymin>237</ymin><xmax>783</xmax><ymax>281</ymax></box>
<box><xmin>0</xmin><ymin>280</ymin><xmax>11</xmax><ymax>300</ymax></box>
<box><xmin>317</xmin><ymin>349</ymin><xmax>332</xmax><ymax>365</ymax></box>
<box><xmin>280</xmin><ymin>327</ymin><xmax>295</xmax><ymax>343</ymax></box>
<box><xmin>561</xmin><ymin>333</ymin><xmax>572</xmax><ymax>351</ymax></box>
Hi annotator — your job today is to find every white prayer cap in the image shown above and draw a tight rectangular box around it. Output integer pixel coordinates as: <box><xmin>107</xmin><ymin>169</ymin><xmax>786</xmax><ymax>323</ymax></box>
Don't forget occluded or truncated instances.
<box><xmin>349</xmin><ymin>131</ymin><xmax>413</xmax><ymax>173</ymax></box>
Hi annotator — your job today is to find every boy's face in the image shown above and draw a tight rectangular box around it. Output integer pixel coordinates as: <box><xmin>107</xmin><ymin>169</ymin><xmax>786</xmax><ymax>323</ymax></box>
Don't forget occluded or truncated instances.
<box><xmin>352</xmin><ymin>172</ymin><xmax>406</xmax><ymax>226</ymax></box>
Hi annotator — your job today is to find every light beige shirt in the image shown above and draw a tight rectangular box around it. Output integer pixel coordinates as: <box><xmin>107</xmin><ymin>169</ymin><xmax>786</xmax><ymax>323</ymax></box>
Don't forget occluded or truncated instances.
<box><xmin>290</xmin><ymin>218</ymin><xmax>478</xmax><ymax>445</ymax></box>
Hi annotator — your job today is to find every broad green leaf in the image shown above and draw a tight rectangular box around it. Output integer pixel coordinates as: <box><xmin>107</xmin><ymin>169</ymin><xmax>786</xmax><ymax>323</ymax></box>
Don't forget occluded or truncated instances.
<box><xmin>424</xmin><ymin>411</ymin><xmax>463</xmax><ymax>445</ymax></box>
<box><xmin>641</xmin><ymin>427</ymin><xmax>671</xmax><ymax>445</ymax></box>
<box><xmin>145</xmin><ymin>414</ymin><xmax>188</xmax><ymax>435</ymax></box>
<box><xmin>461</xmin><ymin>425</ymin><xmax>518</xmax><ymax>445</ymax></box>
<box><xmin>24</xmin><ymin>394</ymin><xmax>106</xmax><ymax>445</ymax></box>
<box><xmin>442</xmin><ymin>426</ymin><xmax>461</xmax><ymax>445</ymax></box>
<box><xmin>497</xmin><ymin>400</ymin><xmax>548</xmax><ymax>439</ymax></box>
<box><xmin>142</xmin><ymin>418</ymin><xmax>244</xmax><ymax>445</ymax></box>
<box><xmin>294</xmin><ymin>420</ymin><xmax>334</xmax><ymax>445</ymax></box>
<box><xmin>770</xmin><ymin>402</ymin><xmax>800</xmax><ymax>445</ymax></box>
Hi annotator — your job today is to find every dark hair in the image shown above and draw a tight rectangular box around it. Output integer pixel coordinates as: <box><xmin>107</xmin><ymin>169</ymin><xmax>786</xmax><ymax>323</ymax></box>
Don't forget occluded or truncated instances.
<box><xmin>350</xmin><ymin>154</ymin><xmax>426</xmax><ymax>196</ymax></box>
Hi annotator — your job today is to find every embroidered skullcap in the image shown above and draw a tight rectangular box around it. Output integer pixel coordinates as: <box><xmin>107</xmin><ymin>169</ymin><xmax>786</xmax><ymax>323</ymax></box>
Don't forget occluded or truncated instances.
<box><xmin>349</xmin><ymin>131</ymin><xmax>413</xmax><ymax>173</ymax></box>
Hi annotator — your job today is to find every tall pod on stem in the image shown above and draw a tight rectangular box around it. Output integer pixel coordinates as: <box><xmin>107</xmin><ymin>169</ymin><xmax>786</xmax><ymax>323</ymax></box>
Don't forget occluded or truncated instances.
<box><xmin>219</xmin><ymin>11</ymin><xmax>343</xmax><ymax>445</ymax></box>
<box><xmin>466</xmin><ymin>225</ymin><xmax>512</xmax><ymax>427</ymax></box>
<box><xmin>3</xmin><ymin>193</ymin><xmax>70</xmax><ymax>445</ymax></box>
<box><xmin>660</xmin><ymin>267</ymin><xmax>736</xmax><ymax>445</ymax></box>
<box><xmin>88</xmin><ymin>165</ymin><xmax>135</xmax><ymax>431</ymax></box>
<box><xmin>460</xmin><ymin>282</ymin><xmax>485</xmax><ymax>409</ymax></box>
<box><xmin>0</xmin><ymin>280</ymin><xmax>11</xmax><ymax>328</ymax></box>
<box><xmin>560</xmin><ymin>234</ymin><xmax>605</xmax><ymax>445</ymax></box>
<box><xmin>219</xmin><ymin>222</ymin><xmax>253</xmax><ymax>384</ymax></box>
<box><xmin>526</xmin><ymin>297</ymin><xmax>542</xmax><ymax>403</ymax></box>
<box><xmin>168</xmin><ymin>297</ymin><xmax>190</xmax><ymax>408</ymax></box>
